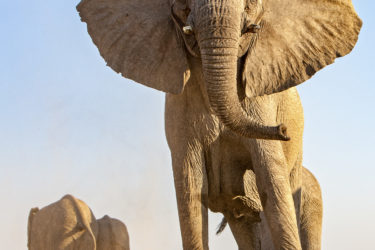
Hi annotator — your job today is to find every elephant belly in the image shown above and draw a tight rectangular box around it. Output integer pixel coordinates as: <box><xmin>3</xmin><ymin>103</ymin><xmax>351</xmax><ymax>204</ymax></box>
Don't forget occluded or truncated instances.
<box><xmin>205</xmin><ymin>131</ymin><xmax>262</xmax><ymax>215</ymax></box>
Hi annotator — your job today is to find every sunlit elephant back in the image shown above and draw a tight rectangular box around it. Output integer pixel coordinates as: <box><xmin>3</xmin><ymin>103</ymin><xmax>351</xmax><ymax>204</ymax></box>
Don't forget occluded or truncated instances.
<box><xmin>27</xmin><ymin>194</ymin><xmax>130</xmax><ymax>250</ymax></box>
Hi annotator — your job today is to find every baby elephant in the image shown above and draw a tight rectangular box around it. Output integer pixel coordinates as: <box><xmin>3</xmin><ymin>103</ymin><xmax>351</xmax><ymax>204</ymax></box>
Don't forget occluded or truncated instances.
<box><xmin>27</xmin><ymin>194</ymin><xmax>130</xmax><ymax>250</ymax></box>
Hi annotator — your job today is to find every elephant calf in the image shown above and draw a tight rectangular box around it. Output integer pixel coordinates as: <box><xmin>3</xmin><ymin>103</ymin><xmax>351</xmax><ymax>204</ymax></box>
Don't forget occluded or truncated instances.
<box><xmin>27</xmin><ymin>194</ymin><xmax>130</xmax><ymax>250</ymax></box>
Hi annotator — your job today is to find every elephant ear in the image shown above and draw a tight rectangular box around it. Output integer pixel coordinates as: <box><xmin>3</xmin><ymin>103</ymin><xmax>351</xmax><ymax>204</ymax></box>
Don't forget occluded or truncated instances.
<box><xmin>243</xmin><ymin>0</ymin><xmax>362</xmax><ymax>97</ymax></box>
<box><xmin>77</xmin><ymin>0</ymin><xmax>190</xmax><ymax>94</ymax></box>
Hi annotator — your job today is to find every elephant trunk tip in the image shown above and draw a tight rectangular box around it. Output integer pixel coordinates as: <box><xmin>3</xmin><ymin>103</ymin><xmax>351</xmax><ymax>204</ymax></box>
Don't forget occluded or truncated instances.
<box><xmin>276</xmin><ymin>123</ymin><xmax>290</xmax><ymax>141</ymax></box>
<box><xmin>238</xmin><ymin>121</ymin><xmax>290</xmax><ymax>141</ymax></box>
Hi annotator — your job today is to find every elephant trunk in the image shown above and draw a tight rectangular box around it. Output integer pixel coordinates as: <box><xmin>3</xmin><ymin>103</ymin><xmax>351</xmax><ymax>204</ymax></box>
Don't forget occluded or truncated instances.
<box><xmin>195</xmin><ymin>1</ymin><xmax>288</xmax><ymax>140</ymax></box>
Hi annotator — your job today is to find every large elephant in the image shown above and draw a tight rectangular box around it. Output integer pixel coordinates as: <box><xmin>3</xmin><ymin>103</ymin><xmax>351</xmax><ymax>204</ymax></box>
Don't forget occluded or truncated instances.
<box><xmin>27</xmin><ymin>195</ymin><xmax>130</xmax><ymax>250</ymax></box>
<box><xmin>77</xmin><ymin>0</ymin><xmax>361</xmax><ymax>249</ymax></box>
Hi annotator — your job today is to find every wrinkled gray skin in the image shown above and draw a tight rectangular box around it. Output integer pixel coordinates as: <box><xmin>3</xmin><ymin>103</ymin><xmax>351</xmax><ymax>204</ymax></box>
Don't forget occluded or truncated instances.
<box><xmin>166</xmin><ymin>69</ymin><xmax>322</xmax><ymax>250</ymax></box>
<box><xmin>27</xmin><ymin>195</ymin><xmax>130</xmax><ymax>250</ymax></box>
<box><xmin>170</xmin><ymin>1</ymin><xmax>320</xmax><ymax>249</ymax></box>
<box><xmin>181</xmin><ymin>0</ymin><xmax>289</xmax><ymax>141</ymax></box>
<box><xmin>77</xmin><ymin>0</ymin><xmax>361</xmax><ymax>249</ymax></box>
<box><xmin>96</xmin><ymin>215</ymin><xmax>130</xmax><ymax>250</ymax></box>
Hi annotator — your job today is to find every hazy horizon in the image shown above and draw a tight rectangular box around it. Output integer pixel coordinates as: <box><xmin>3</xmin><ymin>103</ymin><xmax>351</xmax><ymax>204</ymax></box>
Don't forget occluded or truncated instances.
<box><xmin>0</xmin><ymin>1</ymin><xmax>374</xmax><ymax>249</ymax></box>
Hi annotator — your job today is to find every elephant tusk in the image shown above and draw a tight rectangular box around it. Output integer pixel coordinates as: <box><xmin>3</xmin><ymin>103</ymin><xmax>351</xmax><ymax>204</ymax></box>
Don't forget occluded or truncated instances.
<box><xmin>248</xmin><ymin>24</ymin><xmax>261</xmax><ymax>33</ymax></box>
<box><xmin>183</xmin><ymin>25</ymin><xmax>194</xmax><ymax>35</ymax></box>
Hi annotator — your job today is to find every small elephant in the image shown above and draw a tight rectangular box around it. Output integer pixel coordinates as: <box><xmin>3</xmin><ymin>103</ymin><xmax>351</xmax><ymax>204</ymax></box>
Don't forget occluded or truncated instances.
<box><xmin>77</xmin><ymin>0</ymin><xmax>361</xmax><ymax>249</ymax></box>
<box><xmin>27</xmin><ymin>195</ymin><xmax>130</xmax><ymax>250</ymax></box>
<box><xmin>96</xmin><ymin>215</ymin><xmax>130</xmax><ymax>250</ymax></box>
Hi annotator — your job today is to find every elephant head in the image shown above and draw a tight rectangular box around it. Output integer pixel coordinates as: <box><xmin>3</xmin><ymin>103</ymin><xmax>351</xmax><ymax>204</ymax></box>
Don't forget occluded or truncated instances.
<box><xmin>27</xmin><ymin>195</ymin><xmax>130</xmax><ymax>250</ymax></box>
<box><xmin>76</xmin><ymin>0</ymin><xmax>361</xmax><ymax>140</ymax></box>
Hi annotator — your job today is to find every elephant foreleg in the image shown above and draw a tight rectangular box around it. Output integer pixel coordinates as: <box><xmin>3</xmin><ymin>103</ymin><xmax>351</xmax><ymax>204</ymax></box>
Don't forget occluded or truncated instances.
<box><xmin>300</xmin><ymin>167</ymin><xmax>323</xmax><ymax>250</ymax></box>
<box><xmin>171</xmin><ymin>140</ymin><xmax>209</xmax><ymax>250</ymax></box>
<box><xmin>246</xmin><ymin>139</ymin><xmax>302</xmax><ymax>250</ymax></box>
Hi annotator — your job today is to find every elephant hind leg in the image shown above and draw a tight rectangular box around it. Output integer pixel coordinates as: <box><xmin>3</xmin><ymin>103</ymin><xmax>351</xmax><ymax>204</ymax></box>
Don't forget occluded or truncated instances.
<box><xmin>300</xmin><ymin>167</ymin><xmax>323</xmax><ymax>250</ymax></box>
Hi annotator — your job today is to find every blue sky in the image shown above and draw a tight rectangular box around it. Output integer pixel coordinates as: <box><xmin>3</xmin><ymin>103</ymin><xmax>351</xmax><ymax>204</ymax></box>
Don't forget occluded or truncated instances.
<box><xmin>0</xmin><ymin>0</ymin><xmax>373</xmax><ymax>249</ymax></box>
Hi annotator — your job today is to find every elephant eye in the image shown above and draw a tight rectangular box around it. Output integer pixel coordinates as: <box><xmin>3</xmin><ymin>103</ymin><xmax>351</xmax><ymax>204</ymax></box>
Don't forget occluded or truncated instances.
<box><xmin>172</xmin><ymin>3</ymin><xmax>191</xmax><ymax>24</ymax></box>
<box><xmin>186</xmin><ymin>7</ymin><xmax>191</xmax><ymax>13</ymax></box>
<box><xmin>183</xmin><ymin>7</ymin><xmax>191</xmax><ymax>17</ymax></box>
